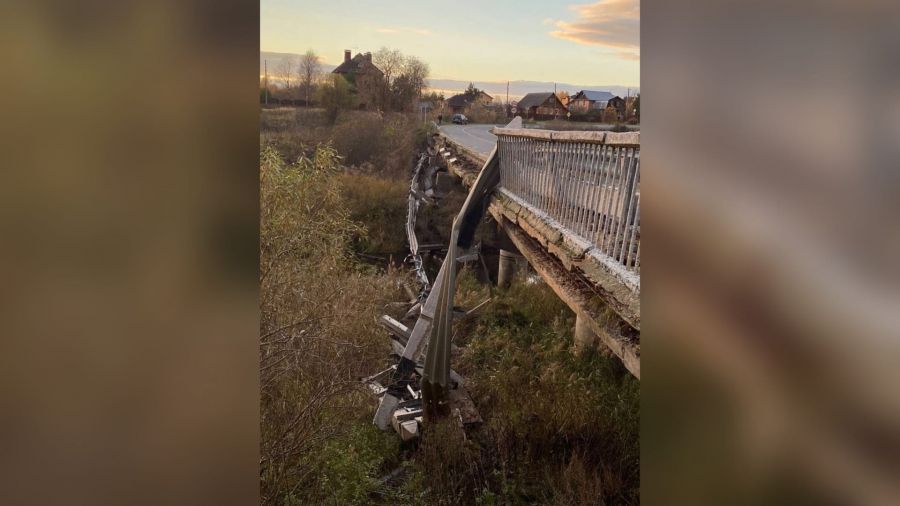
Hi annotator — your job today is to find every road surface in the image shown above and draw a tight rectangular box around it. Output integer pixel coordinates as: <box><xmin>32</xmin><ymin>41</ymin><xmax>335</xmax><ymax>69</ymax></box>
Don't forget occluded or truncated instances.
<box><xmin>438</xmin><ymin>124</ymin><xmax>500</xmax><ymax>158</ymax></box>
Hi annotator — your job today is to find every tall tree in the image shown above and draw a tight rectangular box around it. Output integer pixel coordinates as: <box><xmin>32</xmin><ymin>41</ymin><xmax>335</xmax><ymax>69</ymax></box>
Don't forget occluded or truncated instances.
<box><xmin>299</xmin><ymin>49</ymin><xmax>321</xmax><ymax>107</ymax></box>
<box><xmin>464</xmin><ymin>82</ymin><xmax>480</xmax><ymax>99</ymax></box>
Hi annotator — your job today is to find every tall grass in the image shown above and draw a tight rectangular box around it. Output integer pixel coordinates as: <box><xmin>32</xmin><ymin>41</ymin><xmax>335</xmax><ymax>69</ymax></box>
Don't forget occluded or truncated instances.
<box><xmin>412</xmin><ymin>268</ymin><xmax>641</xmax><ymax>505</ymax></box>
<box><xmin>259</xmin><ymin>145</ymin><xmax>405</xmax><ymax>504</ymax></box>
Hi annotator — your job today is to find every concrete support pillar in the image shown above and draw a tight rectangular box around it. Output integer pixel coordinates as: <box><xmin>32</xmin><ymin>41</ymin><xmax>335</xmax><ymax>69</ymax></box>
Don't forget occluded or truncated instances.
<box><xmin>574</xmin><ymin>313</ymin><xmax>597</xmax><ymax>352</ymax></box>
<box><xmin>497</xmin><ymin>249</ymin><xmax>519</xmax><ymax>289</ymax></box>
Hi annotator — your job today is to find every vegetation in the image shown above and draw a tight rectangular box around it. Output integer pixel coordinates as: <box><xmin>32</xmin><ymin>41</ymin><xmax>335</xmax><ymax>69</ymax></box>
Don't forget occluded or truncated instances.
<box><xmin>259</xmin><ymin>103</ymin><xmax>638</xmax><ymax>505</ymax></box>
<box><xmin>259</xmin><ymin>144</ymin><xmax>405</xmax><ymax>504</ymax></box>
<box><xmin>317</xmin><ymin>75</ymin><xmax>356</xmax><ymax>124</ymax></box>
<box><xmin>337</xmin><ymin>173</ymin><xmax>407</xmax><ymax>255</ymax></box>
<box><xmin>463</xmin><ymin>82</ymin><xmax>482</xmax><ymax>100</ymax></box>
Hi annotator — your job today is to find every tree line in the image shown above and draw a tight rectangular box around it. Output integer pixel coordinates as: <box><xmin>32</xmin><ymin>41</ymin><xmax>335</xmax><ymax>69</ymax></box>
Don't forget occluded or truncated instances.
<box><xmin>261</xmin><ymin>47</ymin><xmax>431</xmax><ymax>119</ymax></box>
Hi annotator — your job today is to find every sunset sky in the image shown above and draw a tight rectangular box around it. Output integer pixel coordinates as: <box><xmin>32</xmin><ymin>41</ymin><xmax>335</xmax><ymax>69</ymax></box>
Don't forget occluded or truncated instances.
<box><xmin>261</xmin><ymin>0</ymin><xmax>639</xmax><ymax>87</ymax></box>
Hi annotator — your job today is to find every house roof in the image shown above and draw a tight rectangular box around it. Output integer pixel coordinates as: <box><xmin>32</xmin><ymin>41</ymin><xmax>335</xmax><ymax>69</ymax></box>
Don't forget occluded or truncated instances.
<box><xmin>446</xmin><ymin>93</ymin><xmax>472</xmax><ymax>107</ymax></box>
<box><xmin>517</xmin><ymin>92</ymin><xmax>564</xmax><ymax>110</ymax></box>
<box><xmin>332</xmin><ymin>53</ymin><xmax>382</xmax><ymax>75</ymax></box>
<box><xmin>573</xmin><ymin>90</ymin><xmax>616</xmax><ymax>102</ymax></box>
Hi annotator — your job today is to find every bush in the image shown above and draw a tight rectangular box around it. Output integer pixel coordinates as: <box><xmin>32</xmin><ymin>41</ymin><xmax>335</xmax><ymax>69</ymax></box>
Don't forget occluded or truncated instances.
<box><xmin>259</xmin><ymin>145</ymin><xmax>404</xmax><ymax>504</ymax></box>
<box><xmin>337</xmin><ymin>173</ymin><xmax>408</xmax><ymax>254</ymax></box>
<box><xmin>602</xmin><ymin>106</ymin><xmax>620</xmax><ymax>124</ymax></box>
<box><xmin>317</xmin><ymin>74</ymin><xmax>356</xmax><ymax>124</ymax></box>
<box><xmin>465</xmin><ymin>103</ymin><xmax>507</xmax><ymax>124</ymax></box>
<box><xmin>332</xmin><ymin>112</ymin><xmax>385</xmax><ymax>166</ymax></box>
<box><xmin>329</xmin><ymin>111</ymin><xmax>418</xmax><ymax>178</ymax></box>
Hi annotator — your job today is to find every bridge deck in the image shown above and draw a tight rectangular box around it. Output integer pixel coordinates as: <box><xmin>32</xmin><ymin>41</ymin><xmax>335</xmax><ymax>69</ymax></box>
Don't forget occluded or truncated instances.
<box><xmin>437</xmin><ymin>130</ymin><xmax>640</xmax><ymax>378</ymax></box>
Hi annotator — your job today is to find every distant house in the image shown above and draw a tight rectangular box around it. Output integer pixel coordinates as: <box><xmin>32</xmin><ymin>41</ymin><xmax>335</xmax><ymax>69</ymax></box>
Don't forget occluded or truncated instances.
<box><xmin>332</xmin><ymin>49</ymin><xmax>384</xmax><ymax>109</ymax></box>
<box><xmin>516</xmin><ymin>92</ymin><xmax>568</xmax><ymax>119</ymax></box>
<box><xmin>569</xmin><ymin>90</ymin><xmax>626</xmax><ymax>119</ymax></box>
<box><xmin>445</xmin><ymin>90</ymin><xmax>493</xmax><ymax>114</ymax></box>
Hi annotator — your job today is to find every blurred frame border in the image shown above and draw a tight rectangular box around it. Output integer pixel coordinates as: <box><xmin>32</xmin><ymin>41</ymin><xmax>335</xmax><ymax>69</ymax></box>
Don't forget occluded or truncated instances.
<box><xmin>0</xmin><ymin>0</ymin><xmax>260</xmax><ymax>504</ymax></box>
<box><xmin>642</xmin><ymin>0</ymin><xmax>900</xmax><ymax>504</ymax></box>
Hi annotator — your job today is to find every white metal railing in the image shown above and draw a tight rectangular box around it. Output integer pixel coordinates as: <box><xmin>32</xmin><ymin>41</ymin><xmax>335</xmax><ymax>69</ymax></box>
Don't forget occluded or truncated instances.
<box><xmin>493</xmin><ymin>128</ymin><xmax>640</xmax><ymax>282</ymax></box>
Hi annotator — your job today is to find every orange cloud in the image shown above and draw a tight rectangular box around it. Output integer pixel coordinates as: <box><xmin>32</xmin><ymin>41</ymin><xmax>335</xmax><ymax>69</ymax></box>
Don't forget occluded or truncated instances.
<box><xmin>549</xmin><ymin>0</ymin><xmax>639</xmax><ymax>54</ymax></box>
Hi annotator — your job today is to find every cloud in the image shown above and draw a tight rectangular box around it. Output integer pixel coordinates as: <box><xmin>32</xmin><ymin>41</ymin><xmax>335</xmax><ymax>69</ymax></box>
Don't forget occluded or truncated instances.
<box><xmin>549</xmin><ymin>0</ymin><xmax>639</xmax><ymax>54</ymax></box>
<box><xmin>376</xmin><ymin>27</ymin><xmax>432</xmax><ymax>36</ymax></box>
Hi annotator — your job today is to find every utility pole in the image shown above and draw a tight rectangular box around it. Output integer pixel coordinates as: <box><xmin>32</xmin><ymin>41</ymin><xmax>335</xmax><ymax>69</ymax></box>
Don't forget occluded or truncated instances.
<box><xmin>264</xmin><ymin>59</ymin><xmax>269</xmax><ymax>106</ymax></box>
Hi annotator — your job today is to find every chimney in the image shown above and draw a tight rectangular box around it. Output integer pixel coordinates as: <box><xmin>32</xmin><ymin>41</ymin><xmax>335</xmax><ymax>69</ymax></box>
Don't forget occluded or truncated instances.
<box><xmin>365</xmin><ymin>52</ymin><xmax>372</xmax><ymax>62</ymax></box>
<box><xmin>344</xmin><ymin>50</ymin><xmax>351</xmax><ymax>63</ymax></box>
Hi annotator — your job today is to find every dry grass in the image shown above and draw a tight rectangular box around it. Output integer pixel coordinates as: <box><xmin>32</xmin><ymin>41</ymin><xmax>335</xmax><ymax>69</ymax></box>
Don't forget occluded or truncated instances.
<box><xmin>432</xmin><ymin>269</ymin><xmax>641</xmax><ymax>505</ymax></box>
<box><xmin>259</xmin><ymin>145</ymin><xmax>406</xmax><ymax>504</ymax></box>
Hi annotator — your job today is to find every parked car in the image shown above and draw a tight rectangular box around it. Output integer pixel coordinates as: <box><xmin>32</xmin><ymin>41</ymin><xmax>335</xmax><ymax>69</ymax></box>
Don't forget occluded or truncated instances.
<box><xmin>451</xmin><ymin>114</ymin><xmax>469</xmax><ymax>125</ymax></box>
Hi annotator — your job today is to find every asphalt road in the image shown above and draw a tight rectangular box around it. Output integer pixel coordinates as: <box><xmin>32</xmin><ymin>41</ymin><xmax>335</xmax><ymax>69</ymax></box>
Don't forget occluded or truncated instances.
<box><xmin>438</xmin><ymin>124</ymin><xmax>501</xmax><ymax>158</ymax></box>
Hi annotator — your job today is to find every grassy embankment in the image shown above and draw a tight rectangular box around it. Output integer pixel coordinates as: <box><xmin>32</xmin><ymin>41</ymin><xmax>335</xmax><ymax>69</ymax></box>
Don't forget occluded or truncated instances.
<box><xmin>259</xmin><ymin>107</ymin><xmax>639</xmax><ymax>505</ymax></box>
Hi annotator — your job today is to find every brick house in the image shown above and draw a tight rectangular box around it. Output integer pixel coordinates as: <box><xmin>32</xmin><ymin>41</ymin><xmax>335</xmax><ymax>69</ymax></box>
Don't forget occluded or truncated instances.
<box><xmin>332</xmin><ymin>49</ymin><xmax>384</xmax><ymax>109</ymax></box>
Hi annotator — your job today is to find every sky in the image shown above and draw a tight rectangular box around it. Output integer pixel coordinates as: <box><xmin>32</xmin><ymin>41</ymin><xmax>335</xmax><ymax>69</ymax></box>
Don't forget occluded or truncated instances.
<box><xmin>260</xmin><ymin>0</ymin><xmax>639</xmax><ymax>87</ymax></box>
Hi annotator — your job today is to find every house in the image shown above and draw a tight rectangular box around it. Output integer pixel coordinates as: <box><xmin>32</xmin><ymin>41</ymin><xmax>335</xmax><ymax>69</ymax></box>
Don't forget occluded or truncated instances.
<box><xmin>444</xmin><ymin>90</ymin><xmax>493</xmax><ymax>114</ymax></box>
<box><xmin>569</xmin><ymin>90</ymin><xmax>627</xmax><ymax>119</ymax></box>
<box><xmin>332</xmin><ymin>49</ymin><xmax>384</xmax><ymax>109</ymax></box>
<box><xmin>516</xmin><ymin>92</ymin><xmax>568</xmax><ymax>119</ymax></box>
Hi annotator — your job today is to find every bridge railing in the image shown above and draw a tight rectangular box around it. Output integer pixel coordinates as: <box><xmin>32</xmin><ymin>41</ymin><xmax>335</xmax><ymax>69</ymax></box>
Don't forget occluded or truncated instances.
<box><xmin>493</xmin><ymin>128</ymin><xmax>640</xmax><ymax>284</ymax></box>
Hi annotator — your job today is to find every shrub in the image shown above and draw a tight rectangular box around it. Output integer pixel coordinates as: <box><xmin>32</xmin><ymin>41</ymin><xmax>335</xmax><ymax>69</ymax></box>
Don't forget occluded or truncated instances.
<box><xmin>317</xmin><ymin>74</ymin><xmax>356</xmax><ymax>124</ymax></box>
<box><xmin>259</xmin><ymin>145</ymin><xmax>403</xmax><ymax>504</ymax></box>
<box><xmin>337</xmin><ymin>173</ymin><xmax>408</xmax><ymax>254</ymax></box>
<box><xmin>602</xmin><ymin>106</ymin><xmax>620</xmax><ymax>124</ymax></box>
<box><xmin>331</xmin><ymin>112</ymin><xmax>385</xmax><ymax>166</ymax></box>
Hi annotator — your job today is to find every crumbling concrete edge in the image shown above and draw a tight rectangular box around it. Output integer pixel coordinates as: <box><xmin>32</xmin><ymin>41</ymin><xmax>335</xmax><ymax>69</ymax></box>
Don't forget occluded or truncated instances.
<box><xmin>490</xmin><ymin>208</ymin><xmax>640</xmax><ymax>379</ymax></box>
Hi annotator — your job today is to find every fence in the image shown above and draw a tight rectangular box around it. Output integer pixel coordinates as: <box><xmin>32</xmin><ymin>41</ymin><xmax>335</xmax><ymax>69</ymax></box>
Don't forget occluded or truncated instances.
<box><xmin>493</xmin><ymin>128</ymin><xmax>640</xmax><ymax>284</ymax></box>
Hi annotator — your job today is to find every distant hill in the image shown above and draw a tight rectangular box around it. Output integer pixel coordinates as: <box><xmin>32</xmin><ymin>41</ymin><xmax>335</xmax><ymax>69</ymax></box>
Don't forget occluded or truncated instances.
<box><xmin>260</xmin><ymin>51</ymin><xmax>638</xmax><ymax>99</ymax></box>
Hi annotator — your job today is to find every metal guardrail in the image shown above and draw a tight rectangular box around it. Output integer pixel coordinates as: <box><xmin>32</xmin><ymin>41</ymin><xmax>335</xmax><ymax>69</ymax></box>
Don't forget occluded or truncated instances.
<box><xmin>493</xmin><ymin>129</ymin><xmax>640</xmax><ymax>283</ymax></box>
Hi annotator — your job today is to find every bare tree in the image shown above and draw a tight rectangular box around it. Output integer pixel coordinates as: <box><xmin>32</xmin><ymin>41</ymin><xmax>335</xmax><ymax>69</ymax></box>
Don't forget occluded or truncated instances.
<box><xmin>278</xmin><ymin>59</ymin><xmax>293</xmax><ymax>91</ymax></box>
<box><xmin>374</xmin><ymin>47</ymin><xmax>404</xmax><ymax>85</ymax></box>
<box><xmin>390</xmin><ymin>55</ymin><xmax>429</xmax><ymax>111</ymax></box>
<box><xmin>374</xmin><ymin>47</ymin><xmax>404</xmax><ymax>110</ymax></box>
<box><xmin>299</xmin><ymin>49</ymin><xmax>321</xmax><ymax>108</ymax></box>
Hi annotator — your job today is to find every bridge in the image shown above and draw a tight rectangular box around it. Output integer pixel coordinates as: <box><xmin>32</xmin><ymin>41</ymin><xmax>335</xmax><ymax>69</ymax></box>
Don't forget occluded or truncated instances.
<box><xmin>372</xmin><ymin>119</ymin><xmax>641</xmax><ymax>432</ymax></box>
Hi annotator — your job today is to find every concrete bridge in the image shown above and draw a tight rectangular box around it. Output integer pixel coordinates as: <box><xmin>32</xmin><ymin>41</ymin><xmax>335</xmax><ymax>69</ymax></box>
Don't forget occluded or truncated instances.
<box><xmin>437</xmin><ymin>124</ymin><xmax>640</xmax><ymax>377</ymax></box>
<box><xmin>373</xmin><ymin>120</ymin><xmax>640</xmax><ymax>430</ymax></box>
